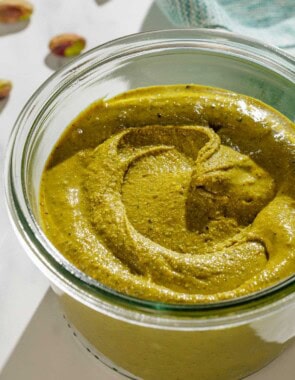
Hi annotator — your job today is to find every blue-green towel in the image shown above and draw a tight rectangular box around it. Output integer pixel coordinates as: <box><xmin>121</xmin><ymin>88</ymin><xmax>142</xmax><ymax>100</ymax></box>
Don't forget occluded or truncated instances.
<box><xmin>157</xmin><ymin>0</ymin><xmax>295</xmax><ymax>51</ymax></box>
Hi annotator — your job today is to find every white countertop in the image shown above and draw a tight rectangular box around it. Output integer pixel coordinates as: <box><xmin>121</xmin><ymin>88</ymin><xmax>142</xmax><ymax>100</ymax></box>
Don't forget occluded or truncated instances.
<box><xmin>0</xmin><ymin>1</ymin><xmax>294</xmax><ymax>379</ymax></box>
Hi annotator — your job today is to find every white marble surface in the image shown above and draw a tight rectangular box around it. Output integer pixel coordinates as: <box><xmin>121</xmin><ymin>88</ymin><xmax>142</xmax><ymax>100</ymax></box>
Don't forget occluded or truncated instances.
<box><xmin>0</xmin><ymin>1</ymin><xmax>294</xmax><ymax>379</ymax></box>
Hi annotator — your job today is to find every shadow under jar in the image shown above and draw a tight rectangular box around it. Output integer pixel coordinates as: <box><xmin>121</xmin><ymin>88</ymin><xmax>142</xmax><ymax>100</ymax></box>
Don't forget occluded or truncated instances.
<box><xmin>5</xmin><ymin>30</ymin><xmax>295</xmax><ymax>380</ymax></box>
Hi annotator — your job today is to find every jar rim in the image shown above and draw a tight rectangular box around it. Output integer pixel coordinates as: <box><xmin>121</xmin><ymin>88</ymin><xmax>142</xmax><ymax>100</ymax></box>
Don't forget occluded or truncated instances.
<box><xmin>5</xmin><ymin>28</ymin><xmax>295</xmax><ymax>326</ymax></box>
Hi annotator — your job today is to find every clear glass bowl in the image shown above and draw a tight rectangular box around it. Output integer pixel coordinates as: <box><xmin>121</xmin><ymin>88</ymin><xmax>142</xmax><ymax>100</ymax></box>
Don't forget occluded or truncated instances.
<box><xmin>5</xmin><ymin>29</ymin><xmax>295</xmax><ymax>380</ymax></box>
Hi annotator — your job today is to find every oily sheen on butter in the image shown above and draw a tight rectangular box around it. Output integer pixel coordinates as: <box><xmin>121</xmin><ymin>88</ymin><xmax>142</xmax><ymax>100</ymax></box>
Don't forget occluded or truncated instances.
<box><xmin>40</xmin><ymin>85</ymin><xmax>295</xmax><ymax>304</ymax></box>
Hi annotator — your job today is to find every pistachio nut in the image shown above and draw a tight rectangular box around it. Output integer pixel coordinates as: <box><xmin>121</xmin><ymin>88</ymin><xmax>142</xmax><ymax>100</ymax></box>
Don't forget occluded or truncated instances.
<box><xmin>0</xmin><ymin>0</ymin><xmax>33</xmax><ymax>23</ymax></box>
<box><xmin>49</xmin><ymin>33</ymin><xmax>86</xmax><ymax>57</ymax></box>
<box><xmin>0</xmin><ymin>79</ymin><xmax>12</xmax><ymax>99</ymax></box>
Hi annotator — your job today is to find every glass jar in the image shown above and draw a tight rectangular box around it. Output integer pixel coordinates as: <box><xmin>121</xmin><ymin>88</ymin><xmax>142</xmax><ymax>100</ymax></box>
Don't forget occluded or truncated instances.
<box><xmin>5</xmin><ymin>29</ymin><xmax>295</xmax><ymax>380</ymax></box>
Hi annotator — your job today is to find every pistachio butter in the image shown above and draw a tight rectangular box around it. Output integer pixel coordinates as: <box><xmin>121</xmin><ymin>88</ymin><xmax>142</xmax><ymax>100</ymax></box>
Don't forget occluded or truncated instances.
<box><xmin>40</xmin><ymin>85</ymin><xmax>295</xmax><ymax>304</ymax></box>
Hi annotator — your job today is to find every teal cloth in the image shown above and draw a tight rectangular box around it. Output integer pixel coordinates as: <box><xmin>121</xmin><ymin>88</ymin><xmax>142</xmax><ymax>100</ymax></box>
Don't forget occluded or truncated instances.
<box><xmin>156</xmin><ymin>0</ymin><xmax>295</xmax><ymax>50</ymax></box>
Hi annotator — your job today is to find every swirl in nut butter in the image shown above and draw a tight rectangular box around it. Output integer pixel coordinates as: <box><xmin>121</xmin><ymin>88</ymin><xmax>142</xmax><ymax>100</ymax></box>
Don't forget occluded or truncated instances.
<box><xmin>40</xmin><ymin>85</ymin><xmax>295</xmax><ymax>304</ymax></box>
